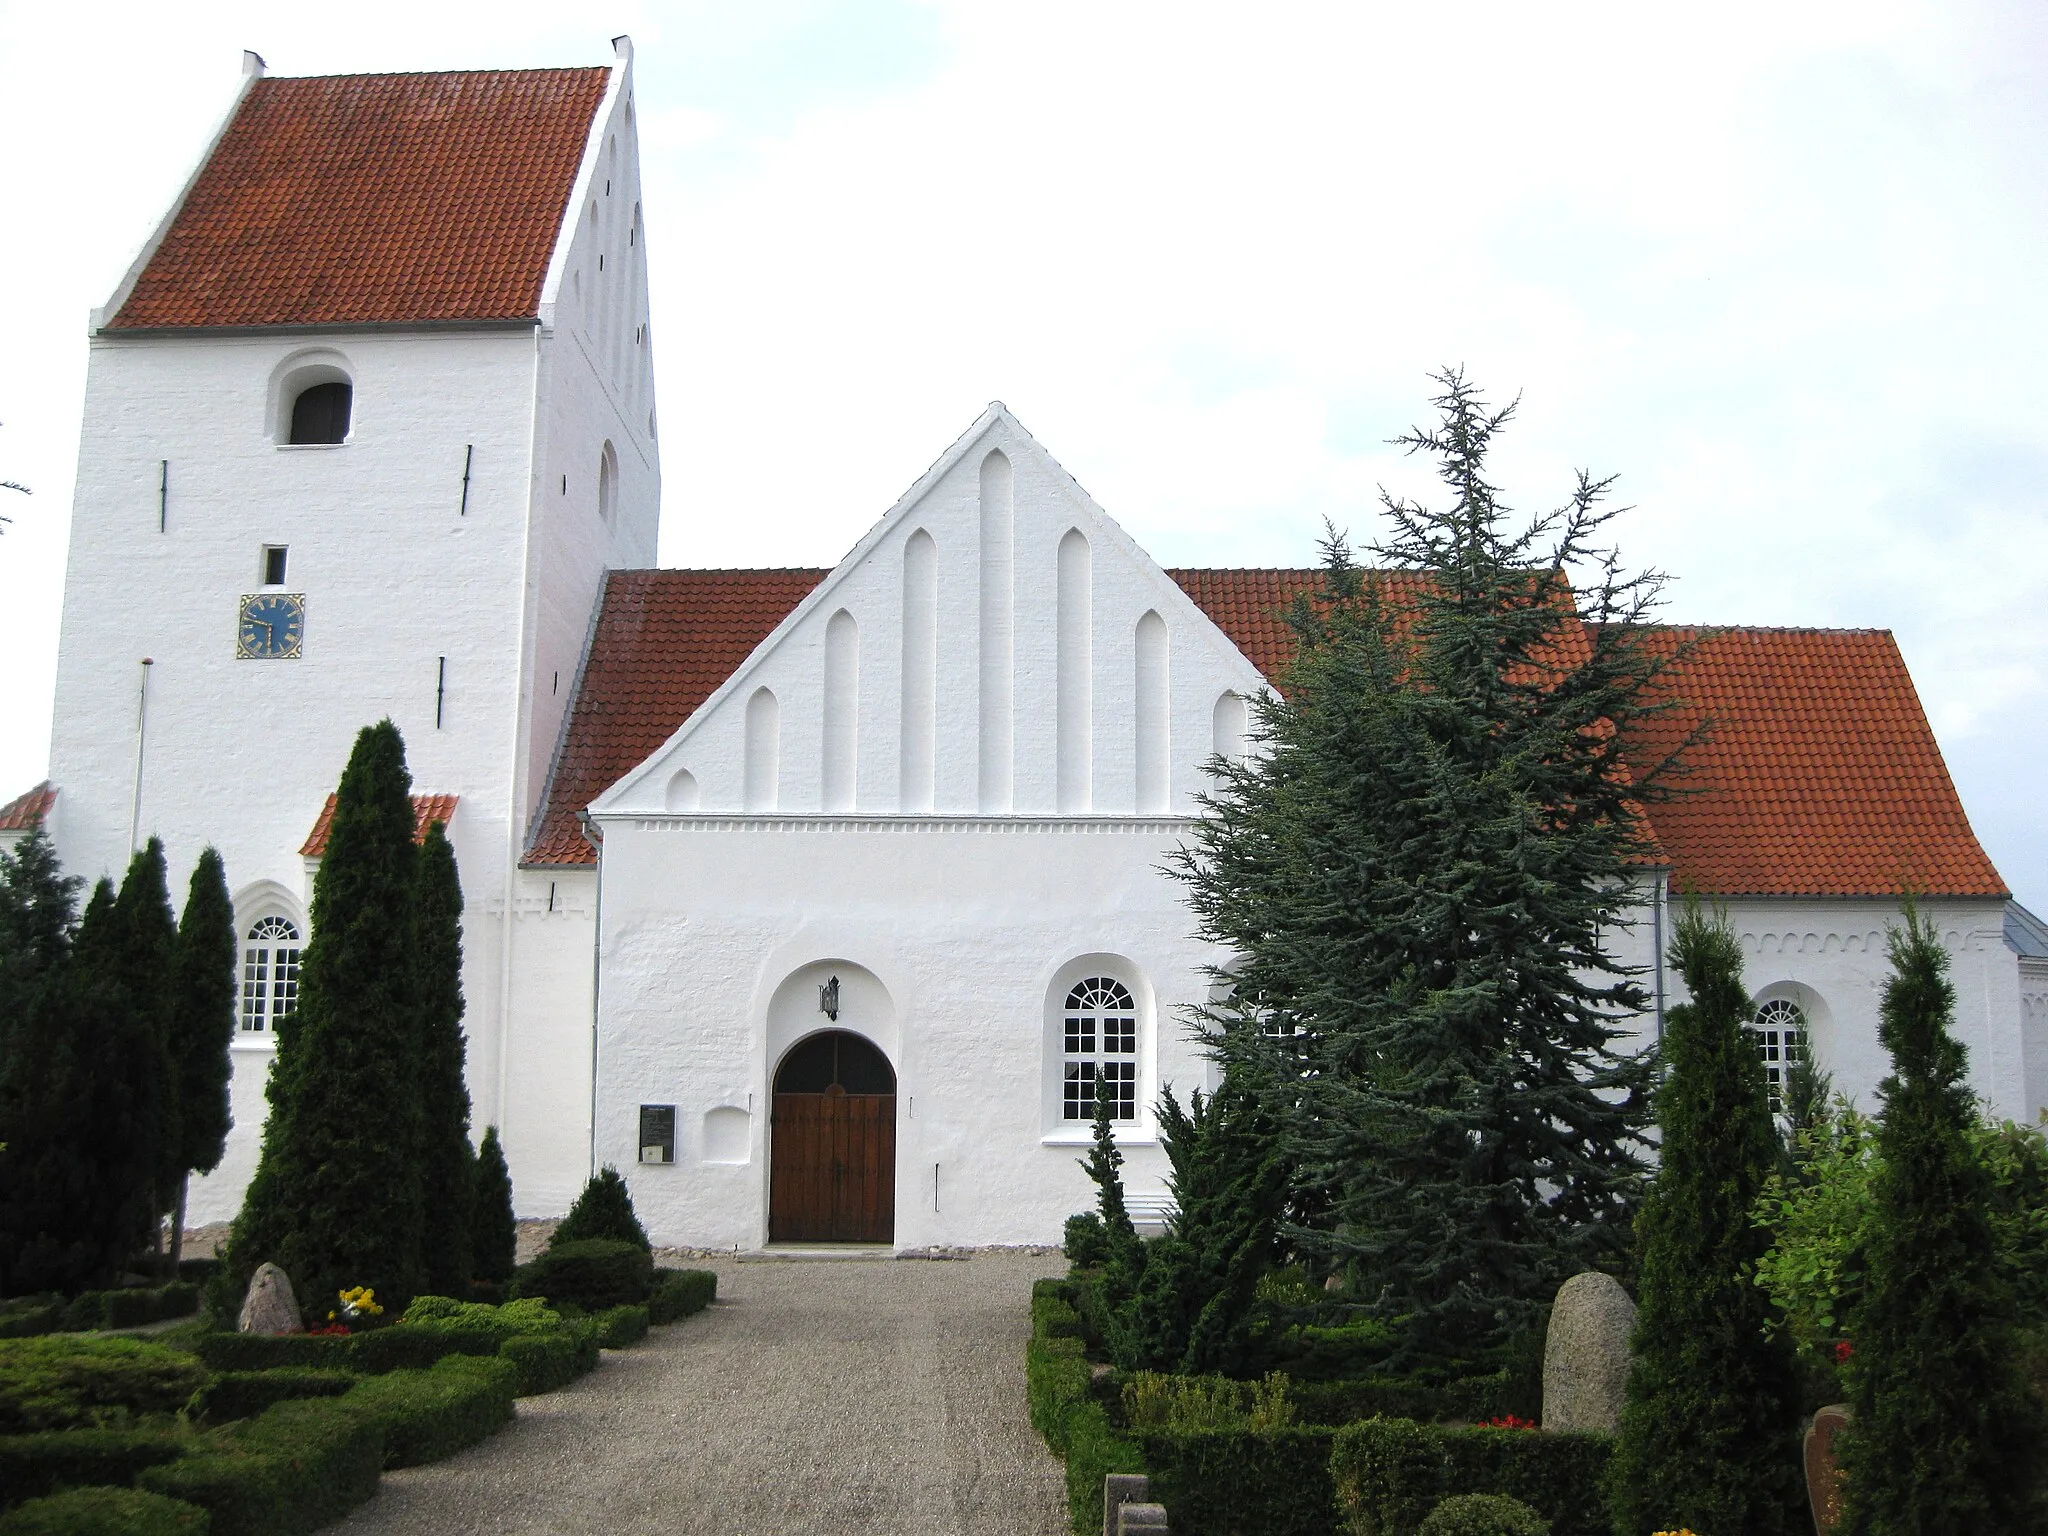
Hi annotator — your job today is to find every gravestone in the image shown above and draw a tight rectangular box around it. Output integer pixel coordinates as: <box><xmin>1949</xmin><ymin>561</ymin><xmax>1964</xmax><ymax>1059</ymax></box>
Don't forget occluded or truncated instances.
<box><xmin>1104</xmin><ymin>1474</ymin><xmax>1157</xmax><ymax>1536</ymax></box>
<box><xmin>1541</xmin><ymin>1271</ymin><xmax>1635</xmax><ymax>1433</ymax></box>
<box><xmin>1805</xmin><ymin>1404</ymin><xmax>1851</xmax><ymax>1534</ymax></box>
<box><xmin>237</xmin><ymin>1262</ymin><xmax>304</xmax><ymax>1335</ymax></box>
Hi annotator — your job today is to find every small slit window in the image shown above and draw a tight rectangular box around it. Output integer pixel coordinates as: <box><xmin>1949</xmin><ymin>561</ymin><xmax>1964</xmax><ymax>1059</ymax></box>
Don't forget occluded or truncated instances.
<box><xmin>241</xmin><ymin>916</ymin><xmax>302</xmax><ymax>1032</ymax></box>
<box><xmin>289</xmin><ymin>382</ymin><xmax>351</xmax><ymax>445</ymax></box>
<box><xmin>261</xmin><ymin>546</ymin><xmax>288</xmax><ymax>586</ymax></box>
<box><xmin>1062</xmin><ymin>977</ymin><xmax>1137</xmax><ymax>1121</ymax></box>
<box><xmin>1748</xmin><ymin>997</ymin><xmax>1808</xmax><ymax>1115</ymax></box>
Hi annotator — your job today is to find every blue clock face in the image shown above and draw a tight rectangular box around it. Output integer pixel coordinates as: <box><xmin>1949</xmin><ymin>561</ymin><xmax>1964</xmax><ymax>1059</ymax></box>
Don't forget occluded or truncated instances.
<box><xmin>237</xmin><ymin>593</ymin><xmax>305</xmax><ymax>659</ymax></box>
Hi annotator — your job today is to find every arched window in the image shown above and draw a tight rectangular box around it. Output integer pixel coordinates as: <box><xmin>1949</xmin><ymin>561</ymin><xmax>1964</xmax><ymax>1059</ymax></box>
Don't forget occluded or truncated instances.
<box><xmin>1062</xmin><ymin>976</ymin><xmax>1137</xmax><ymax>1121</ymax></box>
<box><xmin>1749</xmin><ymin>997</ymin><xmax>1808</xmax><ymax>1114</ymax></box>
<box><xmin>598</xmin><ymin>441</ymin><xmax>619</xmax><ymax>526</ymax></box>
<box><xmin>288</xmin><ymin>382</ymin><xmax>351</xmax><ymax>445</ymax></box>
<box><xmin>241</xmin><ymin>916</ymin><xmax>302</xmax><ymax>1033</ymax></box>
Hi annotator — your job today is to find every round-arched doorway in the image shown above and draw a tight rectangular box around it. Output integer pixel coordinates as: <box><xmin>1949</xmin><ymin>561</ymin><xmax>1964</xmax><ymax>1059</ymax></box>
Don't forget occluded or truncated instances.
<box><xmin>769</xmin><ymin>1030</ymin><xmax>896</xmax><ymax>1244</ymax></box>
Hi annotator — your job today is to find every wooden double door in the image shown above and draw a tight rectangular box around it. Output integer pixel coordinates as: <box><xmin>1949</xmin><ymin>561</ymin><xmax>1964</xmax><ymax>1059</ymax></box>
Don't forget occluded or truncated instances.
<box><xmin>769</xmin><ymin>1030</ymin><xmax>896</xmax><ymax>1244</ymax></box>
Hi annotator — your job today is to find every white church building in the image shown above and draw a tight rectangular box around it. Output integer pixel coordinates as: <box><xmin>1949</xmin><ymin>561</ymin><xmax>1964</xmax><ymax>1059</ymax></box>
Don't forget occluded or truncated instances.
<box><xmin>10</xmin><ymin>42</ymin><xmax>2045</xmax><ymax>1251</ymax></box>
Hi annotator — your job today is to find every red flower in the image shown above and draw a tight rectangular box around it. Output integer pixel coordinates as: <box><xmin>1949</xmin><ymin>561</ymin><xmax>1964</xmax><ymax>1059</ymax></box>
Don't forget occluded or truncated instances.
<box><xmin>305</xmin><ymin>1323</ymin><xmax>350</xmax><ymax>1336</ymax></box>
<box><xmin>1834</xmin><ymin>1340</ymin><xmax>1853</xmax><ymax>1363</ymax></box>
<box><xmin>1485</xmin><ymin>1414</ymin><xmax>1537</xmax><ymax>1430</ymax></box>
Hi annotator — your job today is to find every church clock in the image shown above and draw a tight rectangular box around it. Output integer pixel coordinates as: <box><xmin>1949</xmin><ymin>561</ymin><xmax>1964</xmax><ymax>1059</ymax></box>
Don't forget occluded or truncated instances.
<box><xmin>236</xmin><ymin>593</ymin><xmax>306</xmax><ymax>659</ymax></box>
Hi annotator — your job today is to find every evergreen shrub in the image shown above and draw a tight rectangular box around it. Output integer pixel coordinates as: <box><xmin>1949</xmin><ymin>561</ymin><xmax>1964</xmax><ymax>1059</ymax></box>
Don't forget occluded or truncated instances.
<box><xmin>647</xmin><ymin>1269</ymin><xmax>715</xmax><ymax>1324</ymax></box>
<box><xmin>401</xmin><ymin>1295</ymin><xmax>562</xmax><ymax>1335</ymax></box>
<box><xmin>470</xmin><ymin>1128</ymin><xmax>517</xmax><ymax>1285</ymax></box>
<box><xmin>0</xmin><ymin>1487</ymin><xmax>210</xmax><ymax>1536</ymax></box>
<box><xmin>512</xmin><ymin>1238</ymin><xmax>652</xmax><ymax>1311</ymax></box>
<box><xmin>1063</xmin><ymin>1213</ymin><xmax>1111</xmax><ymax>1269</ymax></box>
<box><xmin>549</xmin><ymin>1166</ymin><xmax>651</xmax><ymax>1252</ymax></box>
<box><xmin>190</xmin><ymin>1334</ymin><xmax>351</xmax><ymax>1375</ymax></box>
<box><xmin>345</xmin><ymin>1323</ymin><xmax>503</xmax><ymax>1375</ymax></box>
<box><xmin>0</xmin><ymin>1337</ymin><xmax>210</xmax><ymax>1431</ymax></box>
<box><xmin>40</xmin><ymin>1284</ymin><xmax>202</xmax><ymax>1335</ymax></box>
<box><xmin>1135</xmin><ymin>1426</ymin><xmax>1338</xmax><ymax>1536</ymax></box>
<box><xmin>0</xmin><ymin>1428</ymin><xmax>186</xmax><ymax>1510</ymax></box>
<box><xmin>136</xmin><ymin>1396</ymin><xmax>382</xmax><ymax>1536</ymax></box>
<box><xmin>0</xmin><ymin>1302</ymin><xmax>65</xmax><ymax>1341</ymax></box>
<box><xmin>341</xmin><ymin>1354</ymin><xmax>516</xmax><ymax>1468</ymax></box>
<box><xmin>494</xmin><ymin>1326</ymin><xmax>600</xmax><ymax>1397</ymax></box>
<box><xmin>185</xmin><ymin>1369</ymin><xmax>353</xmax><ymax>1426</ymax></box>
<box><xmin>1329</xmin><ymin>1417</ymin><xmax>1612</xmax><ymax>1536</ymax></box>
<box><xmin>1416</xmin><ymin>1493</ymin><xmax>1548</xmax><ymax>1536</ymax></box>
<box><xmin>594</xmin><ymin>1305</ymin><xmax>649</xmax><ymax>1349</ymax></box>
<box><xmin>1025</xmin><ymin>1303</ymin><xmax>1143</xmax><ymax>1535</ymax></box>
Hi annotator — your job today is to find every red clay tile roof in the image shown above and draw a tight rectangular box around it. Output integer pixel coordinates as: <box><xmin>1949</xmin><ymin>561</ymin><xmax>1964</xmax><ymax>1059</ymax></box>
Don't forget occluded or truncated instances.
<box><xmin>523</xmin><ymin>568</ymin><xmax>2003</xmax><ymax>898</ymax></box>
<box><xmin>108</xmin><ymin>68</ymin><xmax>608</xmax><ymax>330</ymax></box>
<box><xmin>1622</xmin><ymin>627</ymin><xmax>2005</xmax><ymax>899</ymax></box>
<box><xmin>525</xmin><ymin>569</ymin><xmax>830</xmax><ymax>865</ymax></box>
<box><xmin>300</xmin><ymin>793</ymin><xmax>460</xmax><ymax>858</ymax></box>
<box><xmin>0</xmin><ymin>782</ymin><xmax>56</xmax><ymax>833</ymax></box>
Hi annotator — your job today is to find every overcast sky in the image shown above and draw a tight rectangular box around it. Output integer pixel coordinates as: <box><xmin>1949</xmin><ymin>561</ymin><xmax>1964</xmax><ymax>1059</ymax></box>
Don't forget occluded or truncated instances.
<box><xmin>0</xmin><ymin>0</ymin><xmax>2042</xmax><ymax>910</ymax></box>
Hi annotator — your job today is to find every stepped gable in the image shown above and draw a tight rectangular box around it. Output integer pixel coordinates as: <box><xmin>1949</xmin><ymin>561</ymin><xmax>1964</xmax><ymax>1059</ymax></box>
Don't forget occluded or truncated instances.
<box><xmin>526</xmin><ymin>569</ymin><xmax>830</xmax><ymax>866</ymax></box>
<box><xmin>107</xmin><ymin>67</ymin><xmax>609</xmax><ymax>330</ymax></box>
<box><xmin>1625</xmin><ymin>626</ymin><xmax>2006</xmax><ymax>899</ymax></box>
<box><xmin>0</xmin><ymin>781</ymin><xmax>57</xmax><ymax>832</ymax></box>
<box><xmin>301</xmin><ymin>793</ymin><xmax>460</xmax><ymax>858</ymax></box>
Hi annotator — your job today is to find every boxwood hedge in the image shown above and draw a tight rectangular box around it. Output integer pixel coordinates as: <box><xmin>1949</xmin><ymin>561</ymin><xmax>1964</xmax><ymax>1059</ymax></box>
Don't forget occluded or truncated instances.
<box><xmin>647</xmin><ymin>1269</ymin><xmax>716</xmax><ymax>1324</ymax></box>
<box><xmin>0</xmin><ymin>1429</ymin><xmax>187</xmax><ymax>1511</ymax></box>
<box><xmin>136</xmin><ymin>1397</ymin><xmax>382</xmax><ymax>1536</ymax></box>
<box><xmin>184</xmin><ymin>1370</ymin><xmax>354</xmax><ymax>1427</ymax></box>
<box><xmin>512</xmin><ymin>1239</ymin><xmax>654</xmax><ymax>1312</ymax></box>
<box><xmin>341</xmin><ymin>1355</ymin><xmax>516</xmax><ymax>1468</ymax></box>
<box><xmin>0</xmin><ymin>1486</ymin><xmax>210</xmax><ymax>1536</ymax></box>
<box><xmin>0</xmin><ymin>1338</ymin><xmax>211</xmax><ymax>1432</ymax></box>
<box><xmin>1329</xmin><ymin>1417</ymin><xmax>1612</xmax><ymax>1536</ymax></box>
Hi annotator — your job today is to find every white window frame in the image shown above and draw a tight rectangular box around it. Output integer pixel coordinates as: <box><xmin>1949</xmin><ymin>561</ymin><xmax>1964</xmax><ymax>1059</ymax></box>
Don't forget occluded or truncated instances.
<box><xmin>1042</xmin><ymin>955</ymin><xmax>1153</xmax><ymax>1144</ymax></box>
<box><xmin>1748</xmin><ymin>996</ymin><xmax>1808</xmax><ymax>1116</ymax></box>
<box><xmin>240</xmin><ymin>914</ymin><xmax>303</xmax><ymax>1038</ymax></box>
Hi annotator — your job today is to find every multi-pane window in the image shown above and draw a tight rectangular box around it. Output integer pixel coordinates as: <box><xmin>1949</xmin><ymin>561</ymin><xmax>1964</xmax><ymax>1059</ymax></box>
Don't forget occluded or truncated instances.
<box><xmin>241</xmin><ymin>916</ymin><xmax>302</xmax><ymax>1033</ymax></box>
<box><xmin>1062</xmin><ymin>977</ymin><xmax>1137</xmax><ymax>1121</ymax></box>
<box><xmin>1748</xmin><ymin>997</ymin><xmax>1808</xmax><ymax>1115</ymax></box>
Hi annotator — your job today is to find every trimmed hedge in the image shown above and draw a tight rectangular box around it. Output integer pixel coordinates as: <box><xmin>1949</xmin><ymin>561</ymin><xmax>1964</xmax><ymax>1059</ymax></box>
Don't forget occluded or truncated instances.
<box><xmin>184</xmin><ymin>1370</ymin><xmax>354</xmax><ymax>1427</ymax></box>
<box><xmin>0</xmin><ymin>1337</ymin><xmax>211</xmax><ymax>1432</ymax></box>
<box><xmin>0</xmin><ymin>1487</ymin><xmax>210</xmax><ymax>1535</ymax></box>
<box><xmin>512</xmin><ymin>1239</ymin><xmax>653</xmax><ymax>1312</ymax></box>
<box><xmin>136</xmin><ymin>1397</ymin><xmax>382</xmax><ymax>1536</ymax></box>
<box><xmin>1291</xmin><ymin>1374</ymin><xmax>1531</xmax><ymax>1428</ymax></box>
<box><xmin>341</xmin><ymin>1355</ymin><xmax>516</xmax><ymax>1468</ymax></box>
<box><xmin>1138</xmin><ymin>1427</ymin><xmax>1339</xmax><ymax>1536</ymax></box>
<box><xmin>1026</xmin><ymin>1331</ymin><xmax>1143</xmax><ymax>1535</ymax></box>
<box><xmin>647</xmin><ymin>1269</ymin><xmax>716</xmax><ymax>1325</ymax></box>
<box><xmin>1330</xmin><ymin>1418</ymin><xmax>1612</xmax><ymax>1536</ymax></box>
<box><xmin>1417</xmin><ymin>1493</ymin><xmax>1549</xmax><ymax>1536</ymax></box>
<box><xmin>0</xmin><ymin>1429</ymin><xmax>186</xmax><ymax>1510</ymax></box>
<box><xmin>0</xmin><ymin>1287</ymin><xmax>200</xmax><ymax>1339</ymax></box>
<box><xmin>497</xmin><ymin>1324</ymin><xmax>599</xmax><ymax>1397</ymax></box>
<box><xmin>191</xmin><ymin>1323</ymin><xmax>502</xmax><ymax>1377</ymax></box>
<box><xmin>594</xmin><ymin>1305</ymin><xmax>649</xmax><ymax>1349</ymax></box>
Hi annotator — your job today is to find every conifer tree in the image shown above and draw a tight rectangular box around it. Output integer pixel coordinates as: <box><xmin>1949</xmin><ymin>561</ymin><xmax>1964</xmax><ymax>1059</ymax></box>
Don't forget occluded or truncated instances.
<box><xmin>0</xmin><ymin>824</ymin><xmax>81</xmax><ymax>1065</ymax></box>
<box><xmin>472</xmin><ymin>1125</ymin><xmax>518</xmax><ymax>1284</ymax></box>
<box><xmin>1174</xmin><ymin>373</ymin><xmax>1686</xmax><ymax>1361</ymax></box>
<box><xmin>112</xmin><ymin>839</ymin><xmax>180</xmax><ymax>1234</ymax></box>
<box><xmin>0</xmin><ymin>882</ymin><xmax>164</xmax><ymax>1291</ymax></box>
<box><xmin>166</xmin><ymin>848</ymin><xmax>236</xmax><ymax>1265</ymax></box>
<box><xmin>551</xmin><ymin>1165</ymin><xmax>650</xmax><ymax>1252</ymax></box>
<box><xmin>1609</xmin><ymin>902</ymin><xmax>1804</xmax><ymax>1536</ymax></box>
<box><xmin>224</xmin><ymin>721</ymin><xmax>426</xmax><ymax>1313</ymax></box>
<box><xmin>414</xmin><ymin>821</ymin><xmax>474</xmax><ymax>1293</ymax></box>
<box><xmin>1115</xmin><ymin>1079</ymin><xmax>1289</xmax><ymax>1373</ymax></box>
<box><xmin>1081</xmin><ymin>1070</ymin><xmax>1141</xmax><ymax>1299</ymax></box>
<box><xmin>1840</xmin><ymin>908</ymin><xmax>2043</xmax><ymax>1533</ymax></box>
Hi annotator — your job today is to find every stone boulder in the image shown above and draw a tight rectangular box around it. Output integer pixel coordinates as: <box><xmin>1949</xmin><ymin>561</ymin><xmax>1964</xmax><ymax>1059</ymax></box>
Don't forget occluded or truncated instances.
<box><xmin>237</xmin><ymin>1262</ymin><xmax>304</xmax><ymax>1335</ymax></box>
<box><xmin>1541</xmin><ymin>1270</ymin><xmax>1635</xmax><ymax>1433</ymax></box>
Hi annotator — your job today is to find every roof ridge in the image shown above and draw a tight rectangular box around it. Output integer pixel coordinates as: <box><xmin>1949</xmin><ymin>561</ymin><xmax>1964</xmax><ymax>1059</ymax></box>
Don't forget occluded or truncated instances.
<box><xmin>259</xmin><ymin>66</ymin><xmax>609</xmax><ymax>82</ymax></box>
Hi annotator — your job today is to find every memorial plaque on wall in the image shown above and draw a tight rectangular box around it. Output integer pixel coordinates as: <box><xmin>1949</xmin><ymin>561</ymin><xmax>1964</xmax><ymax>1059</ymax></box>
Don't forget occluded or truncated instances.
<box><xmin>639</xmin><ymin>1104</ymin><xmax>676</xmax><ymax>1165</ymax></box>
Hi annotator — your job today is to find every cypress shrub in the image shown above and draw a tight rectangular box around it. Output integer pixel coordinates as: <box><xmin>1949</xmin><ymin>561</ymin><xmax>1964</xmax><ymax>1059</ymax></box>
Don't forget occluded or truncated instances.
<box><xmin>413</xmin><ymin>823</ymin><xmax>473</xmax><ymax>1296</ymax></box>
<box><xmin>471</xmin><ymin>1127</ymin><xmax>517</xmax><ymax>1285</ymax></box>
<box><xmin>550</xmin><ymin>1165</ymin><xmax>650</xmax><ymax>1252</ymax></box>
<box><xmin>0</xmin><ymin>826</ymin><xmax>81</xmax><ymax>1070</ymax></box>
<box><xmin>223</xmin><ymin>722</ymin><xmax>426</xmax><ymax>1316</ymax></box>
<box><xmin>166</xmin><ymin>850</ymin><xmax>236</xmax><ymax>1268</ymax></box>
<box><xmin>1840</xmin><ymin>907</ymin><xmax>2045</xmax><ymax>1533</ymax></box>
<box><xmin>0</xmin><ymin>883</ymin><xmax>162</xmax><ymax>1294</ymax></box>
<box><xmin>1608</xmin><ymin>902</ymin><xmax>1804</xmax><ymax>1536</ymax></box>
<box><xmin>0</xmin><ymin>1486</ymin><xmax>210</xmax><ymax>1536</ymax></box>
<box><xmin>112</xmin><ymin>840</ymin><xmax>181</xmax><ymax>1242</ymax></box>
<box><xmin>513</xmin><ymin>1238</ymin><xmax>653</xmax><ymax>1311</ymax></box>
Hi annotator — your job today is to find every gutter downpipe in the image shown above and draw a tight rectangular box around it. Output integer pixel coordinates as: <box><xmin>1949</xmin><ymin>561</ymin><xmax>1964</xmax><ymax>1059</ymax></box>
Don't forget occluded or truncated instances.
<box><xmin>1651</xmin><ymin>870</ymin><xmax>1669</xmax><ymax>1051</ymax></box>
<box><xmin>580</xmin><ymin>809</ymin><xmax>603</xmax><ymax>1179</ymax></box>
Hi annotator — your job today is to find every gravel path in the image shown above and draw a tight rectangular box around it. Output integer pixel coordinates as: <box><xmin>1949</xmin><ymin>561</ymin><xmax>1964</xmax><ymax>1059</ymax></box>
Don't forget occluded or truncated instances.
<box><xmin>333</xmin><ymin>1250</ymin><xmax>1070</xmax><ymax>1536</ymax></box>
